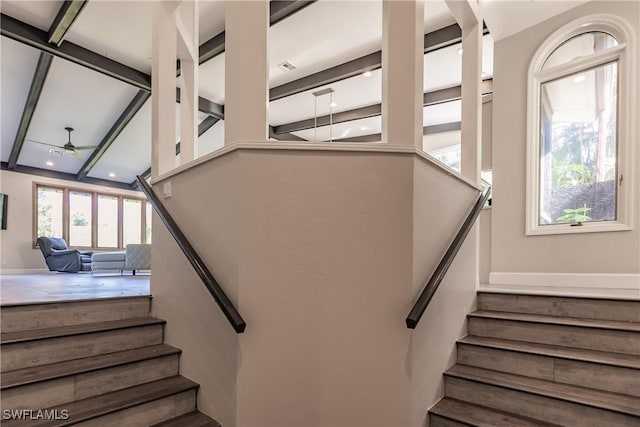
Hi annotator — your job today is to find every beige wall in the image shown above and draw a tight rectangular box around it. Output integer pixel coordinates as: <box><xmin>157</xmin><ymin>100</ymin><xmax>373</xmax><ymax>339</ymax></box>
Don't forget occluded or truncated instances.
<box><xmin>479</xmin><ymin>209</ymin><xmax>492</xmax><ymax>284</ymax></box>
<box><xmin>0</xmin><ymin>170</ymin><xmax>142</xmax><ymax>272</ymax></box>
<box><xmin>151</xmin><ymin>151</ymin><xmax>241</xmax><ymax>427</ymax></box>
<box><xmin>151</xmin><ymin>146</ymin><xmax>480</xmax><ymax>426</ymax></box>
<box><xmin>492</xmin><ymin>1</ymin><xmax>640</xmax><ymax>275</ymax></box>
<box><xmin>411</xmin><ymin>156</ymin><xmax>479</xmax><ymax>425</ymax></box>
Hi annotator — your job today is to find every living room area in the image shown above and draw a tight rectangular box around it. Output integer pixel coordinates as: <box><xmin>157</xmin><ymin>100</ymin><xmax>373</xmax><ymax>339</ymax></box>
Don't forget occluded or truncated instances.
<box><xmin>0</xmin><ymin>169</ymin><xmax>151</xmax><ymax>305</ymax></box>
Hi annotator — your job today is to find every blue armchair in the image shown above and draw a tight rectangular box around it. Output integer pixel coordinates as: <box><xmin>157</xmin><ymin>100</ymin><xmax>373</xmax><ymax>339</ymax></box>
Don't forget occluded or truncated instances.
<box><xmin>37</xmin><ymin>237</ymin><xmax>93</xmax><ymax>272</ymax></box>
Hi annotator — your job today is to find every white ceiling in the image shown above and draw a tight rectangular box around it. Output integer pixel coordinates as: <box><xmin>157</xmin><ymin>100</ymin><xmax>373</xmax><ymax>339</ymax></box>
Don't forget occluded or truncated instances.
<box><xmin>20</xmin><ymin>55</ymin><xmax>139</xmax><ymax>174</ymax></box>
<box><xmin>1</xmin><ymin>0</ymin><xmax>509</xmax><ymax>186</ymax></box>
<box><xmin>0</xmin><ymin>37</ymin><xmax>41</xmax><ymax>163</ymax></box>
<box><xmin>481</xmin><ymin>0</ymin><xmax>588</xmax><ymax>41</ymax></box>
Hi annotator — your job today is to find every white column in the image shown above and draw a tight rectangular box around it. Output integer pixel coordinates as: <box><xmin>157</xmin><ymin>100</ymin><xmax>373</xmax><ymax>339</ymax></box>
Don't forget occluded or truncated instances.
<box><xmin>446</xmin><ymin>0</ymin><xmax>482</xmax><ymax>183</ymax></box>
<box><xmin>381</xmin><ymin>0</ymin><xmax>424</xmax><ymax>147</ymax></box>
<box><xmin>224</xmin><ymin>1</ymin><xmax>269</xmax><ymax>145</ymax></box>
<box><xmin>151</xmin><ymin>2</ymin><xmax>179</xmax><ymax>178</ymax></box>
<box><xmin>177</xmin><ymin>1</ymin><xmax>199</xmax><ymax>163</ymax></box>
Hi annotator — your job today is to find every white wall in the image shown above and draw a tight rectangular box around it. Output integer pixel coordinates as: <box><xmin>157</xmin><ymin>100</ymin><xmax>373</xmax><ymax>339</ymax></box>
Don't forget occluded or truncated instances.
<box><xmin>150</xmin><ymin>145</ymin><xmax>480</xmax><ymax>426</ymax></box>
<box><xmin>0</xmin><ymin>170</ymin><xmax>143</xmax><ymax>273</ymax></box>
<box><xmin>491</xmin><ymin>1</ymin><xmax>640</xmax><ymax>277</ymax></box>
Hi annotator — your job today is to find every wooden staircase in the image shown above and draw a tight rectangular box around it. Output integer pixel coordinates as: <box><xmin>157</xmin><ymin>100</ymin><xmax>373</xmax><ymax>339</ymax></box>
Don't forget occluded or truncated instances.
<box><xmin>0</xmin><ymin>296</ymin><xmax>220</xmax><ymax>426</ymax></box>
<box><xmin>429</xmin><ymin>292</ymin><xmax>640</xmax><ymax>426</ymax></box>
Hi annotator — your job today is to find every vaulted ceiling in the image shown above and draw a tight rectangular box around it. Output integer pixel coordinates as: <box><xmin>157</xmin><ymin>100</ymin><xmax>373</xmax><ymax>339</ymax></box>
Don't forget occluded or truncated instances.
<box><xmin>0</xmin><ymin>0</ymin><xmax>585</xmax><ymax>190</ymax></box>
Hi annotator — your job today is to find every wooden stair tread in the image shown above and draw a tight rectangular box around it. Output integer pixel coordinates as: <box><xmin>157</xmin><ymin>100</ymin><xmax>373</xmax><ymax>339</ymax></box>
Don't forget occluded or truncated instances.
<box><xmin>0</xmin><ymin>294</ymin><xmax>152</xmax><ymax>308</ymax></box>
<box><xmin>1</xmin><ymin>376</ymin><xmax>198</xmax><ymax>427</ymax></box>
<box><xmin>458</xmin><ymin>336</ymin><xmax>640</xmax><ymax>369</ymax></box>
<box><xmin>477</xmin><ymin>290</ymin><xmax>640</xmax><ymax>303</ymax></box>
<box><xmin>1</xmin><ymin>317</ymin><xmax>165</xmax><ymax>344</ymax></box>
<box><xmin>469</xmin><ymin>310</ymin><xmax>640</xmax><ymax>332</ymax></box>
<box><xmin>151</xmin><ymin>411</ymin><xmax>221</xmax><ymax>427</ymax></box>
<box><xmin>445</xmin><ymin>364</ymin><xmax>640</xmax><ymax>416</ymax></box>
<box><xmin>1</xmin><ymin>344</ymin><xmax>181</xmax><ymax>389</ymax></box>
<box><xmin>430</xmin><ymin>397</ymin><xmax>559</xmax><ymax>426</ymax></box>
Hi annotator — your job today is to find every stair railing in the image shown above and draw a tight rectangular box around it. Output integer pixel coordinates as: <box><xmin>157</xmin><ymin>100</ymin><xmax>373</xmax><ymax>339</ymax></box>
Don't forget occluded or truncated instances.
<box><xmin>137</xmin><ymin>176</ymin><xmax>246</xmax><ymax>333</ymax></box>
<box><xmin>406</xmin><ymin>185</ymin><xmax>491</xmax><ymax>329</ymax></box>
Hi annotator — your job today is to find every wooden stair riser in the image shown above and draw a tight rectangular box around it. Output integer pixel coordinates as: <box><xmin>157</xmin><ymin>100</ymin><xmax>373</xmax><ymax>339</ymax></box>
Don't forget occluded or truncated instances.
<box><xmin>444</xmin><ymin>376</ymin><xmax>637</xmax><ymax>427</ymax></box>
<box><xmin>468</xmin><ymin>317</ymin><xmax>639</xmax><ymax>355</ymax></box>
<box><xmin>151</xmin><ymin>411</ymin><xmax>222</xmax><ymax>427</ymax></box>
<box><xmin>72</xmin><ymin>390</ymin><xmax>195</xmax><ymax>427</ymax></box>
<box><xmin>1</xmin><ymin>354</ymin><xmax>180</xmax><ymax>410</ymax></box>
<box><xmin>1</xmin><ymin>298</ymin><xmax>152</xmax><ymax>333</ymax></box>
<box><xmin>1</xmin><ymin>325</ymin><xmax>164</xmax><ymax>371</ymax></box>
<box><xmin>457</xmin><ymin>343</ymin><xmax>640</xmax><ymax>396</ymax></box>
<box><xmin>429</xmin><ymin>415</ymin><xmax>468</xmax><ymax>427</ymax></box>
<box><xmin>477</xmin><ymin>294</ymin><xmax>640</xmax><ymax>323</ymax></box>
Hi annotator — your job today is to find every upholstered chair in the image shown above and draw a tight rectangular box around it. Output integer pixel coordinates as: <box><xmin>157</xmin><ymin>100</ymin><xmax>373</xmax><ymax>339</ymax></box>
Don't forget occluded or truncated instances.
<box><xmin>37</xmin><ymin>237</ymin><xmax>93</xmax><ymax>272</ymax></box>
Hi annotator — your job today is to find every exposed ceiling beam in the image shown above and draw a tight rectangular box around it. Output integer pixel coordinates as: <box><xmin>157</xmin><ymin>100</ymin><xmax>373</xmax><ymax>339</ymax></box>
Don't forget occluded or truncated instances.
<box><xmin>268</xmin><ymin>126</ymin><xmax>307</xmax><ymax>141</ymax></box>
<box><xmin>269</xmin><ymin>51</ymin><xmax>380</xmax><ymax>102</ymax></box>
<box><xmin>132</xmin><ymin>116</ymin><xmax>221</xmax><ymax>188</ymax></box>
<box><xmin>48</xmin><ymin>0</ymin><xmax>88</xmax><ymax>47</ymax></box>
<box><xmin>175</xmin><ymin>115</ymin><xmax>220</xmax><ymax>155</ymax></box>
<box><xmin>198</xmin><ymin>0</ymin><xmax>317</xmax><ymax>65</ymax></box>
<box><xmin>269</xmin><ymin>23</ymin><xmax>489</xmax><ymax>102</ymax></box>
<box><xmin>1</xmin><ymin>162</ymin><xmax>137</xmax><ymax>191</ymax></box>
<box><xmin>1</xmin><ymin>13</ymin><xmax>149</xmax><ymax>90</ymax></box>
<box><xmin>270</xmin><ymin>1</ymin><xmax>316</xmax><ymax>26</ymax></box>
<box><xmin>76</xmin><ymin>90</ymin><xmax>150</xmax><ymax>181</ymax></box>
<box><xmin>273</xmin><ymin>79</ymin><xmax>492</xmax><ymax>136</ymax></box>
<box><xmin>7</xmin><ymin>52</ymin><xmax>53</xmax><ymax>170</ymax></box>
<box><xmin>140</xmin><ymin>167</ymin><xmax>152</xmax><ymax>182</ymax></box>
<box><xmin>333</xmin><ymin>121</ymin><xmax>462</xmax><ymax>143</ymax></box>
<box><xmin>1</xmin><ymin>14</ymin><xmax>224</xmax><ymax>117</ymax></box>
<box><xmin>199</xmin><ymin>32</ymin><xmax>225</xmax><ymax>65</ymax></box>
<box><xmin>424</xmin><ymin>121</ymin><xmax>461</xmax><ymax>134</ymax></box>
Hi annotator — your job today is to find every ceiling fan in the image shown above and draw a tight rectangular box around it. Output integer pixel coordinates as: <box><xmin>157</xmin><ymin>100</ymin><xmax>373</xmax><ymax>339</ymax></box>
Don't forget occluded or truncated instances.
<box><xmin>27</xmin><ymin>127</ymin><xmax>97</xmax><ymax>158</ymax></box>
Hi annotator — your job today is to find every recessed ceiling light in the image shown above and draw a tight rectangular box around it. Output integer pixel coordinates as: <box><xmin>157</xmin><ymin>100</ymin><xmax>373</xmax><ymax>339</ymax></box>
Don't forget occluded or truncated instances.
<box><xmin>573</xmin><ymin>74</ymin><xmax>586</xmax><ymax>83</ymax></box>
<box><xmin>360</xmin><ymin>126</ymin><xmax>369</xmax><ymax>131</ymax></box>
<box><xmin>362</xmin><ymin>71</ymin><xmax>372</xmax><ymax>77</ymax></box>
<box><xmin>330</xmin><ymin>102</ymin><xmax>337</xmax><ymax>107</ymax></box>
<box><xmin>457</xmin><ymin>48</ymin><xmax>463</xmax><ymax>55</ymax></box>
<box><xmin>481</xmin><ymin>72</ymin><xmax>488</xmax><ymax>78</ymax></box>
<box><xmin>108</xmin><ymin>172</ymin><xmax>116</xmax><ymax>177</ymax></box>
<box><xmin>45</xmin><ymin>161</ymin><xmax>54</xmax><ymax>166</ymax></box>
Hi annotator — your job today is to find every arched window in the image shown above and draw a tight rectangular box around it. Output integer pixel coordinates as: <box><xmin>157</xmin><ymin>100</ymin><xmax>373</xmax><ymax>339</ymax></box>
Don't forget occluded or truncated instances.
<box><xmin>526</xmin><ymin>15</ymin><xmax>636</xmax><ymax>235</ymax></box>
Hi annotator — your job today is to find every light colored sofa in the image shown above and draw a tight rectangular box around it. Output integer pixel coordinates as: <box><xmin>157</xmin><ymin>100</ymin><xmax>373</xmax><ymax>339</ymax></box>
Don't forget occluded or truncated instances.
<box><xmin>125</xmin><ymin>244</ymin><xmax>151</xmax><ymax>275</ymax></box>
<box><xmin>91</xmin><ymin>244</ymin><xmax>150</xmax><ymax>274</ymax></box>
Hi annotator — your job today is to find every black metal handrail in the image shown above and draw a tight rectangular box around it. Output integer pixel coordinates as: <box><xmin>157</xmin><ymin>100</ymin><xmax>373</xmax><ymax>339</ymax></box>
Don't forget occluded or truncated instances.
<box><xmin>137</xmin><ymin>175</ymin><xmax>246</xmax><ymax>333</ymax></box>
<box><xmin>406</xmin><ymin>185</ymin><xmax>491</xmax><ymax>329</ymax></box>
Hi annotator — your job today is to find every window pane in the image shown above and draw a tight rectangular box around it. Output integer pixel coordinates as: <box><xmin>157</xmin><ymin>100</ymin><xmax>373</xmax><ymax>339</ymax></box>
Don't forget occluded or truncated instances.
<box><xmin>539</xmin><ymin>62</ymin><xmax>617</xmax><ymax>225</ymax></box>
<box><xmin>145</xmin><ymin>202</ymin><xmax>152</xmax><ymax>244</ymax></box>
<box><xmin>543</xmin><ymin>32</ymin><xmax>618</xmax><ymax>70</ymax></box>
<box><xmin>37</xmin><ymin>187</ymin><xmax>63</xmax><ymax>238</ymax></box>
<box><xmin>97</xmin><ymin>195</ymin><xmax>118</xmax><ymax>247</ymax></box>
<box><xmin>69</xmin><ymin>191</ymin><xmax>92</xmax><ymax>246</ymax></box>
<box><xmin>123</xmin><ymin>199</ymin><xmax>142</xmax><ymax>245</ymax></box>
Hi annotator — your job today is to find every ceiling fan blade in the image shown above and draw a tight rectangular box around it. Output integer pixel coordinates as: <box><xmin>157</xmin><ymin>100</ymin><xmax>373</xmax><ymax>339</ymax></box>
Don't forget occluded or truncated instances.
<box><xmin>73</xmin><ymin>145</ymin><xmax>98</xmax><ymax>150</ymax></box>
<box><xmin>71</xmin><ymin>150</ymin><xmax>82</xmax><ymax>159</ymax></box>
<box><xmin>27</xmin><ymin>139</ymin><xmax>64</xmax><ymax>149</ymax></box>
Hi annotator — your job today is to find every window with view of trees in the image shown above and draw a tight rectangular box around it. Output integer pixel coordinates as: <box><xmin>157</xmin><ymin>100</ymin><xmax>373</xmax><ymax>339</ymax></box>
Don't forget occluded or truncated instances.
<box><xmin>527</xmin><ymin>16</ymin><xmax>635</xmax><ymax>235</ymax></box>
<box><xmin>34</xmin><ymin>184</ymin><xmax>151</xmax><ymax>248</ymax></box>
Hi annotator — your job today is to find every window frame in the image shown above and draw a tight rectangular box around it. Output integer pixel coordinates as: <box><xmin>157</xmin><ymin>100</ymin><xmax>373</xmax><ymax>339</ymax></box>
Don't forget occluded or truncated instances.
<box><xmin>526</xmin><ymin>14</ymin><xmax>637</xmax><ymax>235</ymax></box>
<box><xmin>33</xmin><ymin>182</ymin><xmax>151</xmax><ymax>249</ymax></box>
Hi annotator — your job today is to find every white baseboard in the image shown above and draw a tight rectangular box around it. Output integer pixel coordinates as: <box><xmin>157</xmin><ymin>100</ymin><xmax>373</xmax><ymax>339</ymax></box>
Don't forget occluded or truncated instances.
<box><xmin>0</xmin><ymin>268</ymin><xmax>52</xmax><ymax>275</ymax></box>
<box><xmin>487</xmin><ymin>272</ymin><xmax>640</xmax><ymax>299</ymax></box>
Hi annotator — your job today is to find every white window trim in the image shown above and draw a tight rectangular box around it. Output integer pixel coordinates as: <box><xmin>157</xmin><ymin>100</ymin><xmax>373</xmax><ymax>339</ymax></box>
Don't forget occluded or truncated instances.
<box><xmin>526</xmin><ymin>14</ymin><xmax>637</xmax><ymax>236</ymax></box>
